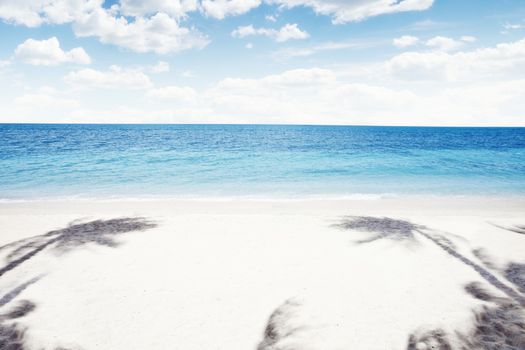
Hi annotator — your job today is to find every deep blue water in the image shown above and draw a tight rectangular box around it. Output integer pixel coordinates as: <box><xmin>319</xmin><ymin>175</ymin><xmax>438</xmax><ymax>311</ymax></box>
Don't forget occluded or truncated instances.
<box><xmin>1</xmin><ymin>124</ymin><xmax>524</xmax><ymax>200</ymax></box>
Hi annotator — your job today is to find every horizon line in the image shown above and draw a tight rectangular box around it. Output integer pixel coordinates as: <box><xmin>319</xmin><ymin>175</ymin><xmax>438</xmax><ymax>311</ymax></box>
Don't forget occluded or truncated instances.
<box><xmin>1</xmin><ymin>122</ymin><xmax>524</xmax><ymax>128</ymax></box>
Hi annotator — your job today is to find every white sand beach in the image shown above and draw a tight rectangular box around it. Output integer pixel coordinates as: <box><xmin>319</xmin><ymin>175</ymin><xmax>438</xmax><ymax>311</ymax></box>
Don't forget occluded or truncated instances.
<box><xmin>0</xmin><ymin>196</ymin><xmax>524</xmax><ymax>350</ymax></box>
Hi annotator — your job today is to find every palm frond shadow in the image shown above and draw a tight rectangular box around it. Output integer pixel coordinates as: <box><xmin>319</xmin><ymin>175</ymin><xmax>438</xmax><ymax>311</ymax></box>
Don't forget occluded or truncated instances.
<box><xmin>0</xmin><ymin>277</ymin><xmax>42</xmax><ymax>308</ymax></box>
<box><xmin>335</xmin><ymin>216</ymin><xmax>525</xmax><ymax>350</ymax></box>
<box><xmin>0</xmin><ymin>217</ymin><xmax>157</xmax><ymax>278</ymax></box>
<box><xmin>492</xmin><ymin>223</ymin><xmax>525</xmax><ymax>235</ymax></box>
<box><xmin>0</xmin><ymin>300</ymin><xmax>37</xmax><ymax>350</ymax></box>
<box><xmin>257</xmin><ymin>299</ymin><xmax>307</xmax><ymax>350</ymax></box>
<box><xmin>335</xmin><ymin>216</ymin><xmax>525</xmax><ymax>307</ymax></box>
<box><xmin>259</xmin><ymin>216</ymin><xmax>525</xmax><ymax>350</ymax></box>
<box><xmin>0</xmin><ymin>217</ymin><xmax>157</xmax><ymax>350</ymax></box>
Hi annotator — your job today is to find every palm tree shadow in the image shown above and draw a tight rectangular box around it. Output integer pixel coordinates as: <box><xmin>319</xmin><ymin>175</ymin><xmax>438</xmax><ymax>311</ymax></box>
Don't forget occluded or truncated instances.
<box><xmin>0</xmin><ymin>217</ymin><xmax>157</xmax><ymax>349</ymax></box>
<box><xmin>408</xmin><ymin>282</ymin><xmax>525</xmax><ymax>350</ymax></box>
<box><xmin>334</xmin><ymin>216</ymin><xmax>422</xmax><ymax>244</ymax></box>
<box><xmin>334</xmin><ymin>216</ymin><xmax>525</xmax><ymax>307</ymax></box>
<box><xmin>333</xmin><ymin>216</ymin><xmax>525</xmax><ymax>349</ymax></box>
<box><xmin>0</xmin><ymin>217</ymin><xmax>157</xmax><ymax>278</ymax></box>
<box><xmin>0</xmin><ymin>300</ymin><xmax>37</xmax><ymax>350</ymax></box>
<box><xmin>492</xmin><ymin>223</ymin><xmax>525</xmax><ymax>235</ymax></box>
<box><xmin>0</xmin><ymin>277</ymin><xmax>42</xmax><ymax>308</ymax></box>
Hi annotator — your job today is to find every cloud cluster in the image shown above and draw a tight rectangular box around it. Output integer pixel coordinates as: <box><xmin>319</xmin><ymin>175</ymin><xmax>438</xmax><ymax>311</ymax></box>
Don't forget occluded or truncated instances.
<box><xmin>393</xmin><ymin>35</ymin><xmax>476</xmax><ymax>52</ymax></box>
<box><xmin>15</xmin><ymin>37</ymin><xmax>91</xmax><ymax>66</ymax></box>
<box><xmin>0</xmin><ymin>0</ymin><xmax>435</xmax><ymax>53</ymax></box>
<box><xmin>13</xmin><ymin>86</ymin><xmax>80</xmax><ymax>118</ymax></box>
<box><xmin>232</xmin><ymin>23</ymin><xmax>309</xmax><ymax>42</ymax></box>
<box><xmin>10</xmin><ymin>35</ymin><xmax>522</xmax><ymax>125</ymax></box>
<box><xmin>147</xmin><ymin>85</ymin><xmax>197</xmax><ymax>102</ymax></box>
<box><xmin>0</xmin><ymin>0</ymin><xmax>207</xmax><ymax>54</ymax></box>
<box><xmin>269</xmin><ymin>0</ymin><xmax>434</xmax><ymax>24</ymax></box>
<box><xmin>0</xmin><ymin>0</ymin><xmax>101</xmax><ymax>27</ymax></box>
<box><xmin>151</xmin><ymin>61</ymin><xmax>170</xmax><ymax>73</ymax></box>
<box><xmin>73</xmin><ymin>10</ymin><xmax>209</xmax><ymax>54</ymax></box>
<box><xmin>202</xmin><ymin>0</ymin><xmax>435</xmax><ymax>22</ymax></box>
<box><xmin>64</xmin><ymin>65</ymin><xmax>152</xmax><ymax>89</ymax></box>
<box><xmin>393</xmin><ymin>35</ymin><xmax>419</xmax><ymax>48</ymax></box>
<box><xmin>387</xmin><ymin>37</ymin><xmax>525</xmax><ymax>81</ymax></box>
<box><xmin>201</xmin><ymin>0</ymin><xmax>261</xmax><ymax>19</ymax></box>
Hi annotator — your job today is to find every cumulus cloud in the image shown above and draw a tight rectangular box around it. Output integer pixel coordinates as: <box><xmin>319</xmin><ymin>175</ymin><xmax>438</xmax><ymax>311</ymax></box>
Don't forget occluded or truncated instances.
<box><xmin>14</xmin><ymin>86</ymin><xmax>79</xmax><ymax>109</ymax></box>
<box><xmin>265</xmin><ymin>14</ymin><xmax>277</xmax><ymax>22</ymax></box>
<box><xmin>0</xmin><ymin>1</ymin><xmax>207</xmax><ymax>54</ymax></box>
<box><xmin>503</xmin><ymin>22</ymin><xmax>525</xmax><ymax>32</ymax></box>
<box><xmin>73</xmin><ymin>10</ymin><xmax>209</xmax><ymax>54</ymax></box>
<box><xmin>425</xmin><ymin>36</ymin><xmax>464</xmax><ymax>52</ymax></box>
<box><xmin>15</xmin><ymin>37</ymin><xmax>91</xmax><ymax>66</ymax></box>
<box><xmin>274</xmin><ymin>41</ymin><xmax>363</xmax><ymax>59</ymax></box>
<box><xmin>118</xmin><ymin>0</ymin><xmax>198</xmax><ymax>17</ymax></box>
<box><xmin>46</xmin><ymin>37</ymin><xmax>525</xmax><ymax>125</ymax></box>
<box><xmin>201</xmin><ymin>0</ymin><xmax>261</xmax><ymax>19</ymax></box>
<box><xmin>270</xmin><ymin>0</ymin><xmax>434</xmax><ymax>24</ymax></box>
<box><xmin>393</xmin><ymin>35</ymin><xmax>419</xmax><ymax>48</ymax></box>
<box><xmin>4</xmin><ymin>60</ymin><xmax>525</xmax><ymax>125</ymax></box>
<box><xmin>147</xmin><ymin>85</ymin><xmax>197</xmax><ymax>102</ymax></box>
<box><xmin>64</xmin><ymin>65</ymin><xmax>152</xmax><ymax>89</ymax></box>
<box><xmin>151</xmin><ymin>61</ymin><xmax>170</xmax><ymax>73</ymax></box>
<box><xmin>460</xmin><ymin>35</ymin><xmax>476</xmax><ymax>43</ymax></box>
<box><xmin>0</xmin><ymin>0</ymin><xmax>437</xmax><ymax>56</ymax></box>
<box><xmin>0</xmin><ymin>0</ymin><xmax>101</xmax><ymax>27</ymax></box>
<box><xmin>204</xmin><ymin>68</ymin><xmax>415</xmax><ymax>123</ymax></box>
<box><xmin>387</xmin><ymin>37</ymin><xmax>525</xmax><ymax>81</ymax></box>
<box><xmin>232</xmin><ymin>23</ymin><xmax>309</xmax><ymax>42</ymax></box>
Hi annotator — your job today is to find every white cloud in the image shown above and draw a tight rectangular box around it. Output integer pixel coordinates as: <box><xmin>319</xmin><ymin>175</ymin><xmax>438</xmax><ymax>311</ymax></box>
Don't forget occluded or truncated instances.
<box><xmin>0</xmin><ymin>0</ymin><xmax>436</xmax><ymax>55</ymax></box>
<box><xmin>232</xmin><ymin>23</ymin><xmax>309</xmax><ymax>42</ymax></box>
<box><xmin>14</xmin><ymin>86</ymin><xmax>79</xmax><ymax>109</ymax></box>
<box><xmin>15</xmin><ymin>37</ymin><xmax>91</xmax><ymax>66</ymax></box>
<box><xmin>73</xmin><ymin>10</ymin><xmax>209</xmax><ymax>54</ymax></box>
<box><xmin>182</xmin><ymin>70</ymin><xmax>195</xmax><ymax>78</ymax></box>
<box><xmin>201</xmin><ymin>0</ymin><xmax>261</xmax><ymax>19</ymax></box>
<box><xmin>503</xmin><ymin>22</ymin><xmax>525</xmax><ymax>31</ymax></box>
<box><xmin>393</xmin><ymin>35</ymin><xmax>419</xmax><ymax>48</ymax></box>
<box><xmin>0</xmin><ymin>0</ymin><xmax>101</xmax><ymax>27</ymax></box>
<box><xmin>4</xmin><ymin>62</ymin><xmax>525</xmax><ymax>125</ymax></box>
<box><xmin>0</xmin><ymin>1</ymin><xmax>207</xmax><ymax>54</ymax></box>
<box><xmin>387</xmin><ymin>37</ymin><xmax>525</xmax><ymax>81</ymax></box>
<box><xmin>151</xmin><ymin>61</ymin><xmax>170</xmax><ymax>73</ymax></box>
<box><xmin>205</xmin><ymin>68</ymin><xmax>414</xmax><ymax>123</ymax></box>
<box><xmin>270</xmin><ymin>0</ymin><xmax>434</xmax><ymax>24</ymax></box>
<box><xmin>460</xmin><ymin>35</ymin><xmax>476</xmax><ymax>43</ymax></box>
<box><xmin>232</xmin><ymin>25</ymin><xmax>257</xmax><ymax>38</ymax></box>
<box><xmin>425</xmin><ymin>36</ymin><xmax>463</xmax><ymax>52</ymax></box>
<box><xmin>265</xmin><ymin>14</ymin><xmax>277</xmax><ymax>22</ymax></box>
<box><xmin>245</xmin><ymin>42</ymin><xmax>254</xmax><ymax>49</ymax></box>
<box><xmin>275</xmin><ymin>23</ymin><xmax>309</xmax><ymax>42</ymax></box>
<box><xmin>198</xmin><ymin>67</ymin><xmax>525</xmax><ymax>125</ymax></box>
<box><xmin>118</xmin><ymin>0</ymin><xmax>198</xmax><ymax>18</ymax></box>
<box><xmin>147</xmin><ymin>85</ymin><xmax>197</xmax><ymax>102</ymax></box>
<box><xmin>200</xmin><ymin>0</ymin><xmax>434</xmax><ymax>22</ymax></box>
<box><xmin>64</xmin><ymin>65</ymin><xmax>152</xmax><ymax>89</ymax></box>
<box><xmin>274</xmin><ymin>41</ymin><xmax>363</xmax><ymax>59</ymax></box>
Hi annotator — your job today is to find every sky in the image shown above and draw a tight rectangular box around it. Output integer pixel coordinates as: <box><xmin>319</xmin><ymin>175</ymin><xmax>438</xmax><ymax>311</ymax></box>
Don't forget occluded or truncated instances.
<box><xmin>0</xmin><ymin>0</ymin><xmax>525</xmax><ymax>126</ymax></box>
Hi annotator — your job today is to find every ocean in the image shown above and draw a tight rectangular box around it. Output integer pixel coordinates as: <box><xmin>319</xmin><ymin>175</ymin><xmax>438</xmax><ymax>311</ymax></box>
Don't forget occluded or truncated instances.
<box><xmin>1</xmin><ymin>124</ymin><xmax>524</xmax><ymax>200</ymax></box>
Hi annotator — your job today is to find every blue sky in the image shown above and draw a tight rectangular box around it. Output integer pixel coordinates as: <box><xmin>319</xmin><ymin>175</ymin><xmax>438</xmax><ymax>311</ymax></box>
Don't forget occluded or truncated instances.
<box><xmin>0</xmin><ymin>0</ymin><xmax>525</xmax><ymax>125</ymax></box>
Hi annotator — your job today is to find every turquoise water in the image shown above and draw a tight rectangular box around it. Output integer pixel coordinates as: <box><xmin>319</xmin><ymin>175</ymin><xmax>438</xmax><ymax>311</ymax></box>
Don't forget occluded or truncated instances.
<box><xmin>1</xmin><ymin>124</ymin><xmax>524</xmax><ymax>200</ymax></box>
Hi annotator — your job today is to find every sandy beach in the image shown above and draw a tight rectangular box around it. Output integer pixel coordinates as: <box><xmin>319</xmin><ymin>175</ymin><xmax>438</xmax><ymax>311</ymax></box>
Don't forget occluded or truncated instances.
<box><xmin>0</xmin><ymin>196</ymin><xmax>524</xmax><ymax>349</ymax></box>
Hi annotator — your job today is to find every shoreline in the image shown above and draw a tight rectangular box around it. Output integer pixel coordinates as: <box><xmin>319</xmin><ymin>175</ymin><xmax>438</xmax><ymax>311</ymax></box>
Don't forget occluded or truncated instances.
<box><xmin>1</xmin><ymin>194</ymin><xmax>524</xmax><ymax>216</ymax></box>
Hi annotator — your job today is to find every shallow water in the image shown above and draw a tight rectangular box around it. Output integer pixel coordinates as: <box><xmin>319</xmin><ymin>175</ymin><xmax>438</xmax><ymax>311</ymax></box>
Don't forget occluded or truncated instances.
<box><xmin>1</xmin><ymin>124</ymin><xmax>524</xmax><ymax>199</ymax></box>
